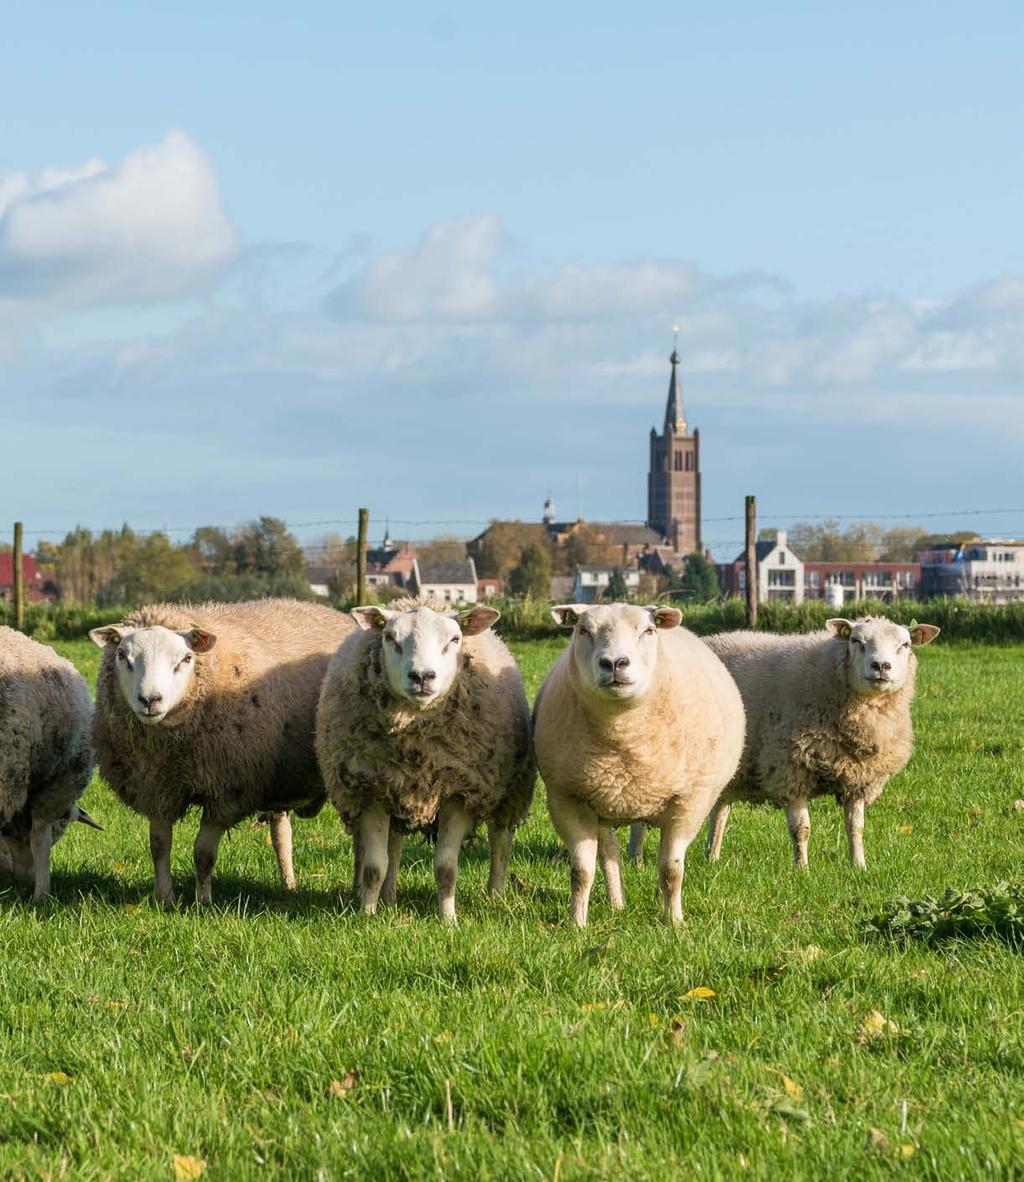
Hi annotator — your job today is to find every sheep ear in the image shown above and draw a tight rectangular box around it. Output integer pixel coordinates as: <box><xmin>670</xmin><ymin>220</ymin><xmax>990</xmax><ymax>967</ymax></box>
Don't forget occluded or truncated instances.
<box><xmin>826</xmin><ymin>618</ymin><xmax>854</xmax><ymax>640</ymax></box>
<box><xmin>89</xmin><ymin>625</ymin><xmax>123</xmax><ymax>648</ymax></box>
<box><xmin>457</xmin><ymin>606</ymin><xmax>500</xmax><ymax>636</ymax></box>
<box><xmin>648</xmin><ymin>606</ymin><xmax>682</xmax><ymax>630</ymax></box>
<box><xmin>909</xmin><ymin>623</ymin><xmax>940</xmax><ymax>647</ymax></box>
<box><xmin>551</xmin><ymin>604</ymin><xmax>588</xmax><ymax>627</ymax></box>
<box><xmin>72</xmin><ymin>806</ymin><xmax>103</xmax><ymax>831</ymax></box>
<box><xmin>351</xmin><ymin>606</ymin><xmax>392</xmax><ymax>632</ymax></box>
<box><xmin>181</xmin><ymin>626</ymin><xmax>217</xmax><ymax>654</ymax></box>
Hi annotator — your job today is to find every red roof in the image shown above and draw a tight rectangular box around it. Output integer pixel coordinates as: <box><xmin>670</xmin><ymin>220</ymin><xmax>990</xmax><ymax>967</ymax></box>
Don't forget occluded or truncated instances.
<box><xmin>0</xmin><ymin>553</ymin><xmax>39</xmax><ymax>587</ymax></box>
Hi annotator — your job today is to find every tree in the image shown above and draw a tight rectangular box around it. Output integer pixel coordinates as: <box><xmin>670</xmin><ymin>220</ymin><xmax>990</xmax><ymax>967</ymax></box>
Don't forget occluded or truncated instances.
<box><xmin>603</xmin><ymin>568</ymin><xmax>630</xmax><ymax>601</ymax></box>
<box><xmin>103</xmin><ymin>532</ymin><xmax>197</xmax><ymax>604</ymax></box>
<box><xmin>415</xmin><ymin>535</ymin><xmax>468</xmax><ymax>564</ymax></box>
<box><xmin>679</xmin><ymin>552</ymin><xmax>719</xmax><ymax>602</ymax></box>
<box><xmin>507</xmin><ymin>543</ymin><xmax>551</xmax><ymax>599</ymax></box>
<box><xmin>232</xmin><ymin>516</ymin><xmax>305</xmax><ymax>576</ymax></box>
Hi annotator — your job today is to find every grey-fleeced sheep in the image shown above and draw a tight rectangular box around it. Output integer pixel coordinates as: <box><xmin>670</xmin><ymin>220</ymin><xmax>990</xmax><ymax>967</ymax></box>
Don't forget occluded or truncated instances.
<box><xmin>630</xmin><ymin>616</ymin><xmax>939</xmax><ymax>870</ymax></box>
<box><xmin>0</xmin><ymin>627</ymin><xmax>98</xmax><ymax>899</ymax></box>
<box><xmin>315</xmin><ymin>598</ymin><xmax>535</xmax><ymax>922</ymax></box>
<box><xmin>91</xmin><ymin>598</ymin><xmax>355</xmax><ymax>905</ymax></box>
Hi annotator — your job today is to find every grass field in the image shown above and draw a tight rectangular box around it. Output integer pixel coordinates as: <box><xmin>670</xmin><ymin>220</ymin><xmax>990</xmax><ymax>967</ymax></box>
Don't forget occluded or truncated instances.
<box><xmin>2</xmin><ymin>637</ymin><xmax>1023</xmax><ymax>1180</ymax></box>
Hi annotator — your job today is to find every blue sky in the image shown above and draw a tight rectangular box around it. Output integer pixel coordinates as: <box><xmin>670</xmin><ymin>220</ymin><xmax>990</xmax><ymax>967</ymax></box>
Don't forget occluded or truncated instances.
<box><xmin>2</xmin><ymin>3</ymin><xmax>1023</xmax><ymax>556</ymax></box>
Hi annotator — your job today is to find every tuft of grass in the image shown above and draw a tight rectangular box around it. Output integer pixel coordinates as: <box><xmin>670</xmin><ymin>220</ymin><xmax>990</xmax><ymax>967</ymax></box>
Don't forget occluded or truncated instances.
<box><xmin>0</xmin><ymin>638</ymin><xmax>1020</xmax><ymax>1179</ymax></box>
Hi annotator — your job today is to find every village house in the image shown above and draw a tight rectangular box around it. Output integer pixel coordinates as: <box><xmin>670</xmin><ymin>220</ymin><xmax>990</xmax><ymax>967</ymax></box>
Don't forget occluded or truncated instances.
<box><xmin>410</xmin><ymin>557</ymin><xmax>479</xmax><ymax>605</ymax></box>
<box><xmin>918</xmin><ymin>538</ymin><xmax>1024</xmax><ymax>602</ymax></box>
<box><xmin>572</xmin><ymin>565</ymin><xmax>641</xmax><ymax>605</ymax></box>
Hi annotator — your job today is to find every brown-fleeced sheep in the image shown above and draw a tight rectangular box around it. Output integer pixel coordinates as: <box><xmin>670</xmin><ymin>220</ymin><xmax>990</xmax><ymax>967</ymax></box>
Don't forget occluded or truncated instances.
<box><xmin>315</xmin><ymin>598</ymin><xmax>535</xmax><ymax>922</ymax></box>
<box><xmin>0</xmin><ymin>626</ymin><xmax>98</xmax><ymax>899</ymax></box>
<box><xmin>91</xmin><ymin>598</ymin><xmax>355</xmax><ymax>905</ymax></box>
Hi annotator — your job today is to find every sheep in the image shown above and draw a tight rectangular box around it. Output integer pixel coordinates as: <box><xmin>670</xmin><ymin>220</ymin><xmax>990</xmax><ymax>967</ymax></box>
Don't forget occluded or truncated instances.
<box><xmin>674</xmin><ymin>616</ymin><xmax>940</xmax><ymax>870</ymax></box>
<box><xmin>0</xmin><ymin>626</ymin><xmax>99</xmax><ymax>900</ymax></box>
<box><xmin>532</xmin><ymin>603</ymin><xmax>745</xmax><ymax>928</ymax></box>
<box><xmin>91</xmin><ymin>598</ymin><xmax>355</xmax><ymax>905</ymax></box>
<box><xmin>315</xmin><ymin>598</ymin><xmax>535</xmax><ymax>923</ymax></box>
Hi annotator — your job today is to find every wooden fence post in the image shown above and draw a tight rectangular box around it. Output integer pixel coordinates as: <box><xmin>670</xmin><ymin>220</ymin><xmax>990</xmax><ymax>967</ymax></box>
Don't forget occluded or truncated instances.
<box><xmin>356</xmin><ymin>508</ymin><xmax>369</xmax><ymax>606</ymax></box>
<box><xmin>13</xmin><ymin>522</ymin><xmax>25</xmax><ymax>632</ymax></box>
<box><xmin>744</xmin><ymin>496</ymin><xmax>758</xmax><ymax>629</ymax></box>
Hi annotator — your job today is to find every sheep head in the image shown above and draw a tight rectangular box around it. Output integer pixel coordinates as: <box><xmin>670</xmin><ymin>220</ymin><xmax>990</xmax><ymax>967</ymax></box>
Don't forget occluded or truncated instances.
<box><xmin>551</xmin><ymin>603</ymin><xmax>682</xmax><ymax>705</ymax></box>
<box><xmin>89</xmin><ymin>623</ymin><xmax>217</xmax><ymax>725</ymax></box>
<box><xmin>351</xmin><ymin>603</ymin><xmax>499</xmax><ymax>710</ymax></box>
<box><xmin>826</xmin><ymin>616</ymin><xmax>939</xmax><ymax>696</ymax></box>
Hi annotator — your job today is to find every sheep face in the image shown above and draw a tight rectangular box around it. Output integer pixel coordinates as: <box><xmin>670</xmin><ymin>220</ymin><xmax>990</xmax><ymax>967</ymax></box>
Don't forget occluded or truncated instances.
<box><xmin>90</xmin><ymin>623</ymin><xmax>217</xmax><ymax>725</ymax></box>
<box><xmin>827</xmin><ymin>616</ymin><xmax>940</xmax><ymax>696</ymax></box>
<box><xmin>550</xmin><ymin>603</ymin><xmax>683</xmax><ymax>704</ymax></box>
<box><xmin>351</xmin><ymin>604</ymin><xmax>500</xmax><ymax>710</ymax></box>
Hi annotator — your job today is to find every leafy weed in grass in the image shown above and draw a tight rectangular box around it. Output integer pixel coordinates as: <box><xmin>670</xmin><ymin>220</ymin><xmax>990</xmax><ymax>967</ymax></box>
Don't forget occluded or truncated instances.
<box><xmin>865</xmin><ymin>882</ymin><xmax>1024</xmax><ymax>946</ymax></box>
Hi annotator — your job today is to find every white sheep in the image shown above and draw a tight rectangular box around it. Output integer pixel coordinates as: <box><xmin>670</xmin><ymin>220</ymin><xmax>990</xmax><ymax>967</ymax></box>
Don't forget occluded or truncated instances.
<box><xmin>315</xmin><ymin>598</ymin><xmax>535</xmax><ymax>922</ymax></box>
<box><xmin>0</xmin><ymin>626</ymin><xmax>99</xmax><ymax>899</ymax></box>
<box><xmin>686</xmin><ymin>616</ymin><xmax>939</xmax><ymax>869</ymax></box>
<box><xmin>91</xmin><ymin>599</ymin><xmax>354</xmax><ymax>905</ymax></box>
<box><xmin>533</xmin><ymin>603</ymin><xmax>745</xmax><ymax>928</ymax></box>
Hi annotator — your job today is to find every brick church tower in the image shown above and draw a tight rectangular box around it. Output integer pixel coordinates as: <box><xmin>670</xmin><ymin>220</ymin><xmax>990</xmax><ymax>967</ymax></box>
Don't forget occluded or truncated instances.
<box><xmin>647</xmin><ymin>345</ymin><xmax>701</xmax><ymax>554</ymax></box>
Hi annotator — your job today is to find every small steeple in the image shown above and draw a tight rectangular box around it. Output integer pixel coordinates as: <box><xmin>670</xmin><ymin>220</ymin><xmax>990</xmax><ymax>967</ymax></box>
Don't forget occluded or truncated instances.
<box><xmin>543</xmin><ymin>493</ymin><xmax>556</xmax><ymax>525</ymax></box>
<box><xmin>664</xmin><ymin>326</ymin><xmax>687</xmax><ymax>434</ymax></box>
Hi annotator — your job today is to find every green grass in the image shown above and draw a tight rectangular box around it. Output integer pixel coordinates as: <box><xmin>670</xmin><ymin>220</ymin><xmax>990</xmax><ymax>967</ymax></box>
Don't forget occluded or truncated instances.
<box><xmin>2</xmin><ymin>639</ymin><xmax>1023</xmax><ymax>1180</ymax></box>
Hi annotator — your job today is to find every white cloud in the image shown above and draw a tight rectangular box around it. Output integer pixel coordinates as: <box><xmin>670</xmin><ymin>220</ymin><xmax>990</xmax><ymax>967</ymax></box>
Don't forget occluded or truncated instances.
<box><xmin>0</xmin><ymin>130</ymin><xmax>237</xmax><ymax>307</ymax></box>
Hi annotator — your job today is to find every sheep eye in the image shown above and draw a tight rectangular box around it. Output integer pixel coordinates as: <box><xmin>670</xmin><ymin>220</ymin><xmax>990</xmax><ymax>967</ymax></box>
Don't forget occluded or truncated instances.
<box><xmin>577</xmin><ymin>627</ymin><xmax>592</xmax><ymax>640</ymax></box>
<box><xmin>175</xmin><ymin>653</ymin><xmax>193</xmax><ymax>672</ymax></box>
<box><xmin>642</xmin><ymin>627</ymin><xmax>656</xmax><ymax>638</ymax></box>
<box><xmin>389</xmin><ymin>637</ymin><xmax>402</xmax><ymax>654</ymax></box>
<box><xmin>116</xmin><ymin>650</ymin><xmax>127</xmax><ymax>663</ymax></box>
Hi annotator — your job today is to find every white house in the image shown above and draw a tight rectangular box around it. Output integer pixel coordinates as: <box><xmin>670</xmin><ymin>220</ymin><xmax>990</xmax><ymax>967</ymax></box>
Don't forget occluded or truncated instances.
<box><xmin>572</xmin><ymin>565</ymin><xmax>641</xmax><ymax>604</ymax></box>
<box><xmin>410</xmin><ymin>558</ymin><xmax>479</xmax><ymax>604</ymax></box>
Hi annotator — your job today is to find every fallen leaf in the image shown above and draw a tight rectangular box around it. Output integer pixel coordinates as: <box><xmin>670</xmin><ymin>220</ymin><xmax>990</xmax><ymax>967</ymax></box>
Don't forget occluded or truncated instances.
<box><xmin>1013</xmin><ymin>800</ymin><xmax>1024</xmax><ymax>812</ymax></box>
<box><xmin>859</xmin><ymin>1010</ymin><xmax>903</xmax><ymax>1041</ymax></box>
<box><xmin>780</xmin><ymin>1073</ymin><xmax>803</xmax><ymax>1100</ymax></box>
<box><xmin>791</xmin><ymin>944</ymin><xmax>824</xmax><ymax>966</ymax></box>
<box><xmin>328</xmin><ymin>1070</ymin><xmax>360</xmax><ymax>1098</ymax></box>
<box><xmin>682</xmin><ymin>987</ymin><xmax>716</xmax><ymax>1001</ymax></box>
<box><xmin>648</xmin><ymin>1012</ymin><xmax>660</xmax><ymax>1028</ymax></box>
<box><xmin>172</xmin><ymin>1155</ymin><xmax>206</xmax><ymax>1180</ymax></box>
<box><xmin>44</xmin><ymin>1071</ymin><xmax>71</xmax><ymax>1084</ymax></box>
<box><xmin>895</xmin><ymin>1143</ymin><xmax>916</xmax><ymax>1158</ymax></box>
<box><xmin>867</xmin><ymin>1128</ymin><xmax>890</xmax><ymax>1152</ymax></box>
<box><xmin>897</xmin><ymin>825</ymin><xmax>914</xmax><ymax>835</ymax></box>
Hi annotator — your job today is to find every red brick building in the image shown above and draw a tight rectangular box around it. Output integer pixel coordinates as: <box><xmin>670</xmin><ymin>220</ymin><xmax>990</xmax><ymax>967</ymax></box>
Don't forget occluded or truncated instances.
<box><xmin>647</xmin><ymin>346</ymin><xmax>701</xmax><ymax>555</ymax></box>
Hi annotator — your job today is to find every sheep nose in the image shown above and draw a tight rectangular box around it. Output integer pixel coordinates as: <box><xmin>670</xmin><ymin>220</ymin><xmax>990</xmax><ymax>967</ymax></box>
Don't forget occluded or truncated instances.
<box><xmin>598</xmin><ymin>656</ymin><xmax>631</xmax><ymax>673</ymax></box>
<box><xmin>409</xmin><ymin>669</ymin><xmax>436</xmax><ymax>687</ymax></box>
<box><xmin>871</xmin><ymin>661</ymin><xmax>892</xmax><ymax>674</ymax></box>
<box><xmin>137</xmin><ymin>691</ymin><xmax>163</xmax><ymax>709</ymax></box>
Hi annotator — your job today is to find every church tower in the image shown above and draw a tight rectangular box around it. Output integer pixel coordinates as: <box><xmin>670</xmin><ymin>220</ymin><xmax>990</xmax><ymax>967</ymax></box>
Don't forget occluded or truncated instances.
<box><xmin>646</xmin><ymin>342</ymin><xmax>701</xmax><ymax>554</ymax></box>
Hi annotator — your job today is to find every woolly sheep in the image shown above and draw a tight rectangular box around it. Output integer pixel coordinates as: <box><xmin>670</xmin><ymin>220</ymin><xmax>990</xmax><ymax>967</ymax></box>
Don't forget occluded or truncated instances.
<box><xmin>315</xmin><ymin>598</ymin><xmax>535</xmax><ymax>922</ymax></box>
<box><xmin>91</xmin><ymin>599</ymin><xmax>355</xmax><ymax>905</ymax></box>
<box><xmin>533</xmin><ymin>603</ymin><xmax>745</xmax><ymax>928</ymax></box>
<box><xmin>674</xmin><ymin>616</ymin><xmax>940</xmax><ymax>870</ymax></box>
<box><xmin>0</xmin><ymin>626</ymin><xmax>98</xmax><ymax>900</ymax></box>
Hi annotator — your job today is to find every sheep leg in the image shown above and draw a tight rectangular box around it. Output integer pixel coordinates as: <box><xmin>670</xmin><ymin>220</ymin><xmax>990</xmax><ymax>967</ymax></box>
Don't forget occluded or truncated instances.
<box><xmin>843</xmin><ymin>799</ymin><xmax>867</xmax><ymax>869</ymax></box>
<box><xmin>269</xmin><ymin>811</ymin><xmax>297</xmax><ymax>891</ymax></box>
<box><xmin>627</xmin><ymin>822</ymin><xmax>646</xmax><ymax>867</ymax></box>
<box><xmin>380</xmin><ymin>825</ymin><xmax>404</xmax><ymax>906</ymax></box>
<box><xmin>434</xmin><ymin>798</ymin><xmax>474</xmax><ymax>924</ymax></box>
<box><xmin>29</xmin><ymin>818</ymin><xmax>52</xmax><ymax>902</ymax></box>
<box><xmin>351</xmin><ymin>829</ymin><xmax>363</xmax><ymax>898</ymax></box>
<box><xmin>785</xmin><ymin>800</ymin><xmax>811</xmax><ymax>869</ymax></box>
<box><xmin>193</xmin><ymin>817</ymin><xmax>226</xmax><ymax>905</ymax></box>
<box><xmin>486</xmin><ymin>822</ymin><xmax>513</xmax><ymax>896</ymax></box>
<box><xmin>358</xmin><ymin>804</ymin><xmax>390</xmax><ymax>915</ymax></box>
<box><xmin>706</xmin><ymin>802</ymin><xmax>731</xmax><ymax>862</ymax></box>
<box><xmin>657</xmin><ymin>820</ymin><xmax>692</xmax><ymax>926</ymax></box>
<box><xmin>149</xmin><ymin>818</ymin><xmax>176</xmax><ymax>907</ymax></box>
<box><xmin>547</xmin><ymin>789</ymin><xmax>599</xmax><ymax>928</ymax></box>
<box><xmin>598</xmin><ymin>825</ymin><xmax>625</xmax><ymax>910</ymax></box>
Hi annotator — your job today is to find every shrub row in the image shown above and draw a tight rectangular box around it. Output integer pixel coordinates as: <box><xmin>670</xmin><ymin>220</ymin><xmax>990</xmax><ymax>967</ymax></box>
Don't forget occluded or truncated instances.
<box><xmin>4</xmin><ymin>595</ymin><xmax>1023</xmax><ymax>645</ymax></box>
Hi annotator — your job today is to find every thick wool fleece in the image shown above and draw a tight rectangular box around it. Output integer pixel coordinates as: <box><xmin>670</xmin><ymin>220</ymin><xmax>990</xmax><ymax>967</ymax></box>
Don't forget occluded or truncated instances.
<box><xmin>533</xmin><ymin>625</ymin><xmax>745</xmax><ymax>827</ymax></box>
<box><xmin>706</xmin><ymin>629</ymin><xmax>917</xmax><ymax>809</ymax></box>
<box><xmin>316</xmin><ymin>612</ymin><xmax>534</xmax><ymax>833</ymax></box>
<box><xmin>94</xmin><ymin>599</ymin><xmax>354</xmax><ymax>827</ymax></box>
<box><xmin>0</xmin><ymin>626</ymin><xmax>93</xmax><ymax>841</ymax></box>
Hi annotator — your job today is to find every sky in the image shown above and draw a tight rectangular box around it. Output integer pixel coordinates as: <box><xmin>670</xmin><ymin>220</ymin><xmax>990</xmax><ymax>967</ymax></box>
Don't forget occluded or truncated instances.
<box><xmin>2</xmin><ymin>2</ymin><xmax>1023</xmax><ymax>558</ymax></box>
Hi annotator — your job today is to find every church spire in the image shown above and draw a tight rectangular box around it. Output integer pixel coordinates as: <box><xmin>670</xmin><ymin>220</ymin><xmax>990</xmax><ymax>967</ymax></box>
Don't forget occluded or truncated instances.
<box><xmin>664</xmin><ymin>327</ymin><xmax>687</xmax><ymax>434</ymax></box>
